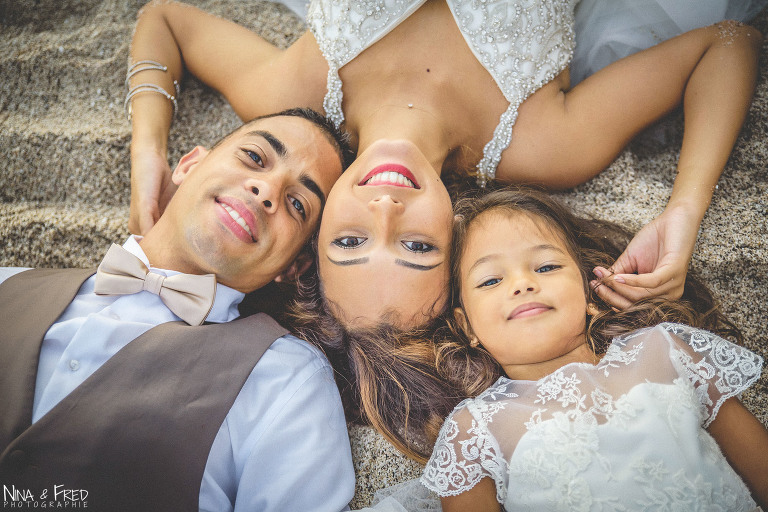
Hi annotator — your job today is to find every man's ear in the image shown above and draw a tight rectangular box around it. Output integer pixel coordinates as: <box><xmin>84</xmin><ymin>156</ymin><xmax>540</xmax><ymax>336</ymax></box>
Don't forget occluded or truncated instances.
<box><xmin>453</xmin><ymin>307</ymin><xmax>480</xmax><ymax>347</ymax></box>
<box><xmin>274</xmin><ymin>250</ymin><xmax>314</xmax><ymax>284</ymax></box>
<box><xmin>171</xmin><ymin>146</ymin><xmax>209</xmax><ymax>186</ymax></box>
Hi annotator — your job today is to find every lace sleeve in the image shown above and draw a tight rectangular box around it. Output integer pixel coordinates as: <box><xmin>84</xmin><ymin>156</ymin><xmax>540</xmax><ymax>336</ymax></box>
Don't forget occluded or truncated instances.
<box><xmin>420</xmin><ymin>379</ymin><xmax>516</xmax><ymax>503</ymax></box>
<box><xmin>661</xmin><ymin>323</ymin><xmax>763</xmax><ymax>427</ymax></box>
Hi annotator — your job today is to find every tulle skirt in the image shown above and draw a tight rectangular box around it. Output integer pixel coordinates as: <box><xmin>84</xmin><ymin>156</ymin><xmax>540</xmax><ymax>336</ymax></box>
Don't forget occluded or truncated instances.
<box><xmin>571</xmin><ymin>0</ymin><xmax>768</xmax><ymax>84</ymax></box>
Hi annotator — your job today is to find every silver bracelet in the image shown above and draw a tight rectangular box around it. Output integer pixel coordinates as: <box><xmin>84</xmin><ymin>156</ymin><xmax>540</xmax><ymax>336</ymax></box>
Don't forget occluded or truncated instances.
<box><xmin>125</xmin><ymin>60</ymin><xmax>181</xmax><ymax>96</ymax></box>
<box><xmin>124</xmin><ymin>83</ymin><xmax>178</xmax><ymax>120</ymax></box>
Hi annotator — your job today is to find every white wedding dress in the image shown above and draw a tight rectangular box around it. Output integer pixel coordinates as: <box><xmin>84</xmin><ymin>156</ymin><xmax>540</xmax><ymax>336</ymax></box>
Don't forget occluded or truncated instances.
<box><xmin>362</xmin><ymin>323</ymin><xmax>763</xmax><ymax>511</ymax></box>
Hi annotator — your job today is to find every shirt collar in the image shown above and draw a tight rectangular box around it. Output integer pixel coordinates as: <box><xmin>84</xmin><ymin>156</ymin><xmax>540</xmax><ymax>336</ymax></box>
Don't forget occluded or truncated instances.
<box><xmin>122</xmin><ymin>236</ymin><xmax>244</xmax><ymax>323</ymax></box>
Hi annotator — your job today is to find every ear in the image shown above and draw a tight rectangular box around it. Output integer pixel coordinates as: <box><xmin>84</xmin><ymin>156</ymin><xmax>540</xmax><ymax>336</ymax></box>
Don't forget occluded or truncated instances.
<box><xmin>586</xmin><ymin>302</ymin><xmax>600</xmax><ymax>316</ymax></box>
<box><xmin>171</xmin><ymin>146</ymin><xmax>209</xmax><ymax>186</ymax></box>
<box><xmin>453</xmin><ymin>307</ymin><xmax>480</xmax><ymax>347</ymax></box>
<box><xmin>274</xmin><ymin>251</ymin><xmax>314</xmax><ymax>284</ymax></box>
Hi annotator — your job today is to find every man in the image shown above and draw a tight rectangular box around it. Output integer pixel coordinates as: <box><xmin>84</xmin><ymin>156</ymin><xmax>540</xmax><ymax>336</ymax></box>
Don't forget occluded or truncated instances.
<box><xmin>0</xmin><ymin>108</ymin><xmax>355</xmax><ymax>511</ymax></box>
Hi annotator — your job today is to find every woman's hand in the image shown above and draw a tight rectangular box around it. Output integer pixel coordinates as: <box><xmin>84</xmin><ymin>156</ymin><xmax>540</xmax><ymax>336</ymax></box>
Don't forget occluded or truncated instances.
<box><xmin>590</xmin><ymin>204</ymin><xmax>701</xmax><ymax>309</ymax></box>
<box><xmin>129</xmin><ymin>149</ymin><xmax>177</xmax><ymax>235</ymax></box>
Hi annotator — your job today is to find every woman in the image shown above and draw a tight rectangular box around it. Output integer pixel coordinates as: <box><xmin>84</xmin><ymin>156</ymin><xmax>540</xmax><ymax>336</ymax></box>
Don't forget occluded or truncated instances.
<box><xmin>128</xmin><ymin>0</ymin><xmax>763</xmax><ymax>331</ymax></box>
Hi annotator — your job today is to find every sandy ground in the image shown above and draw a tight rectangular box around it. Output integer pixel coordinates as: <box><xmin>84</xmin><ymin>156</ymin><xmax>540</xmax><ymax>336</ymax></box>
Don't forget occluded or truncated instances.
<box><xmin>1</xmin><ymin>1</ymin><xmax>766</xmax><ymax>507</ymax></box>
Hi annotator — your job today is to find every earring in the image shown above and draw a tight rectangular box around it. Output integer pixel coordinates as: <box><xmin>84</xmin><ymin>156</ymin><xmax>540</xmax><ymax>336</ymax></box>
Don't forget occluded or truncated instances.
<box><xmin>469</xmin><ymin>336</ymin><xmax>480</xmax><ymax>347</ymax></box>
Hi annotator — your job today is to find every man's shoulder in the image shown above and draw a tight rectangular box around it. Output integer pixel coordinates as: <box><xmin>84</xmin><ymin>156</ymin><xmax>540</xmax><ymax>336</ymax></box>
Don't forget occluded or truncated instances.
<box><xmin>0</xmin><ymin>267</ymin><xmax>32</xmax><ymax>285</ymax></box>
<box><xmin>270</xmin><ymin>332</ymin><xmax>332</xmax><ymax>372</ymax></box>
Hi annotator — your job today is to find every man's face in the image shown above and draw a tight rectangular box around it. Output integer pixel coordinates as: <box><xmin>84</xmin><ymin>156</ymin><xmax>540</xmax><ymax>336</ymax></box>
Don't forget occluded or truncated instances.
<box><xmin>154</xmin><ymin>115</ymin><xmax>342</xmax><ymax>292</ymax></box>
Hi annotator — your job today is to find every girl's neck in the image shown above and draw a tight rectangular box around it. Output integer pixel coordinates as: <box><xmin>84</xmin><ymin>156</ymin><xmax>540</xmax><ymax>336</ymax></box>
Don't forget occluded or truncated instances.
<box><xmin>354</xmin><ymin>104</ymin><xmax>452</xmax><ymax>178</ymax></box>
<box><xmin>503</xmin><ymin>342</ymin><xmax>600</xmax><ymax>382</ymax></box>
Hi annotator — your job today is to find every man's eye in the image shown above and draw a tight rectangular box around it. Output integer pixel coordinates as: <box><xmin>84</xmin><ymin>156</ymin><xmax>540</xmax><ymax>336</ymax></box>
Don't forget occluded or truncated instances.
<box><xmin>244</xmin><ymin>149</ymin><xmax>264</xmax><ymax>167</ymax></box>
<box><xmin>478</xmin><ymin>277</ymin><xmax>501</xmax><ymax>288</ymax></box>
<box><xmin>290</xmin><ymin>197</ymin><xmax>306</xmax><ymax>219</ymax></box>
<box><xmin>333</xmin><ymin>236</ymin><xmax>367</xmax><ymax>249</ymax></box>
<box><xmin>402</xmin><ymin>241</ymin><xmax>434</xmax><ymax>253</ymax></box>
<box><xmin>536</xmin><ymin>264</ymin><xmax>561</xmax><ymax>273</ymax></box>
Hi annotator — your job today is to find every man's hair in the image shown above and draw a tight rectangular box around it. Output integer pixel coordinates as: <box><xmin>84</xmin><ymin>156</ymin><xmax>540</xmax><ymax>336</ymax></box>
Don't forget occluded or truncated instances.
<box><xmin>214</xmin><ymin>107</ymin><xmax>355</xmax><ymax>170</ymax></box>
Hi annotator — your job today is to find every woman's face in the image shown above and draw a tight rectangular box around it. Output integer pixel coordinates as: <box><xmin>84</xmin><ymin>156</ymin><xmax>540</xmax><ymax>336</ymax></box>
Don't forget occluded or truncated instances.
<box><xmin>318</xmin><ymin>139</ymin><xmax>453</xmax><ymax>328</ymax></box>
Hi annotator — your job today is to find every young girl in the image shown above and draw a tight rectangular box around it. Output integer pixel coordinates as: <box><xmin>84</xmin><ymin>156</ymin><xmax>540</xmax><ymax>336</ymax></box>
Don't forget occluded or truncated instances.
<box><xmin>420</xmin><ymin>188</ymin><xmax>768</xmax><ymax>511</ymax></box>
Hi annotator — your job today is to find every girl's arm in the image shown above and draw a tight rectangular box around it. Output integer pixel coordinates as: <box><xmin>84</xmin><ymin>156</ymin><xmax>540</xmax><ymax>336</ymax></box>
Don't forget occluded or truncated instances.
<box><xmin>707</xmin><ymin>397</ymin><xmax>768</xmax><ymax>508</ymax></box>
<box><xmin>503</xmin><ymin>21</ymin><xmax>762</xmax><ymax>308</ymax></box>
<box><xmin>128</xmin><ymin>1</ymin><xmax>283</xmax><ymax>234</ymax></box>
<box><xmin>440</xmin><ymin>478</ymin><xmax>501</xmax><ymax>512</ymax></box>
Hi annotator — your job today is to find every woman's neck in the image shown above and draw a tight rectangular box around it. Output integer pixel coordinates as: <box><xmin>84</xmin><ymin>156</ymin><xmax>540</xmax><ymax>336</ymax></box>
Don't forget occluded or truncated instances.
<box><xmin>354</xmin><ymin>103</ymin><xmax>452</xmax><ymax>178</ymax></box>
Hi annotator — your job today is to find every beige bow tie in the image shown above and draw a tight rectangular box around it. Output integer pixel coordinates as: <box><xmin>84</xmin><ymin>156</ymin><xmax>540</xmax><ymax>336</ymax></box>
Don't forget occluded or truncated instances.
<box><xmin>94</xmin><ymin>244</ymin><xmax>217</xmax><ymax>326</ymax></box>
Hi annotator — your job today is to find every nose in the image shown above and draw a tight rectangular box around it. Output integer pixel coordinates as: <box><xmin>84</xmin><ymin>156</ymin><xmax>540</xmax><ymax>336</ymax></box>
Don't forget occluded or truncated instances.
<box><xmin>367</xmin><ymin>195</ymin><xmax>404</xmax><ymax>234</ymax></box>
<box><xmin>367</xmin><ymin>194</ymin><xmax>404</xmax><ymax>213</ymax></box>
<box><xmin>509</xmin><ymin>274</ymin><xmax>537</xmax><ymax>296</ymax></box>
<box><xmin>247</xmin><ymin>176</ymin><xmax>282</xmax><ymax>214</ymax></box>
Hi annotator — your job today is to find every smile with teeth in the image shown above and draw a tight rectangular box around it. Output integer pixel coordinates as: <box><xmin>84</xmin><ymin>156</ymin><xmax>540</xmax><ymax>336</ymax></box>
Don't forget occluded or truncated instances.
<box><xmin>364</xmin><ymin>171</ymin><xmax>416</xmax><ymax>188</ymax></box>
<box><xmin>221</xmin><ymin>203</ymin><xmax>253</xmax><ymax>239</ymax></box>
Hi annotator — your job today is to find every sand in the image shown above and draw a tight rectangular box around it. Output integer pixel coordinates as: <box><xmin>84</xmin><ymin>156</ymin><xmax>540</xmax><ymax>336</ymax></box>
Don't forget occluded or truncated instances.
<box><xmin>1</xmin><ymin>1</ymin><xmax>766</xmax><ymax>507</ymax></box>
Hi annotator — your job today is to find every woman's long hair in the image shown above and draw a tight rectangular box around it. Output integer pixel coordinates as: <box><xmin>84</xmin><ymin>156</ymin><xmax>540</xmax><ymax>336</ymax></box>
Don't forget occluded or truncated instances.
<box><xmin>437</xmin><ymin>186</ymin><xmax>742</xmax><ymax>396</ymax></box>
<box><xmin>288</xmin><ymin>266</ymin><xmax>464</xmax><ymax>463</ymax></box>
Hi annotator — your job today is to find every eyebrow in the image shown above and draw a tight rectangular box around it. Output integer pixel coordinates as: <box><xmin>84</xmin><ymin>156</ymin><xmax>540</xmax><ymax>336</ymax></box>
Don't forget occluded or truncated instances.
<box><xmin>247</xmin><ymin>130</ymin><xmax>286</xmax><ymax>158</ymax></box>
<box><xmin>326</xmin><ymin>255</ymin><xmax>442</xmax><ymax>271</ymax></box>
<box><xmin>300</xmin><ymin>173</ymin><xmax>326</xmax><ymax>208</ymax></box>
<box><xmin>467</xmin><ymin>244</ymin><xmax>565</xmax><ymax>274</ymax></box>
<box><xmin>247</xmin><ymin>130</ymin><xmax>325</xmax><ymax>207</ymax></box>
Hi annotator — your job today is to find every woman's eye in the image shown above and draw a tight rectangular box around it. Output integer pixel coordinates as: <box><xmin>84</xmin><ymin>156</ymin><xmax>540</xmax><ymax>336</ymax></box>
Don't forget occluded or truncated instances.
<box><xmin>290</xmin><ymin>197</ymin><xmax>306</xmax><ymax>219</ymax></box>
<box><xmin>333</xmin><ymin>236</ymin><xmax>367</xmax><ymax>249</ymax></box>
<box><xmin>536</xmin><ymin>264</ymin><xmax>561</xmax><ymax>273</ymax></box>
<box><xmin>402</xmin><ymin>241</ymin><xmax>434</xmax><ymax>253</ymax></box>
<box><xmin>478</xmin><ymin>277</ymin><xmax>501</xmax><ymax>288</ymax></box>
<box><xmin>244</xmin><ymin>149</ymin><xmax>264</xmax><ymax>167</ymax></box>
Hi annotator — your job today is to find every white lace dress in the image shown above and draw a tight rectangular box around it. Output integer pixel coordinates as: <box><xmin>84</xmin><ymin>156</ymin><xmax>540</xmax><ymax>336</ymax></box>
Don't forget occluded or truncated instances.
<box><xmin>299</xmin><ymin>0</ymin><xmax>766</xmax><ymax>187</ymax></box>
<box><xmin>418</xmin><ymin>323</ymin><xmax>763</xmax><ymax>511</ymax></box>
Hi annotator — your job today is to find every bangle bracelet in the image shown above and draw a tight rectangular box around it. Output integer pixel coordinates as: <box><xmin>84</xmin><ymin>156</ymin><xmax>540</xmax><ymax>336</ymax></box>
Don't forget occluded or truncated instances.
<box><xmin>124</xmin><ymin>83</ymin><xmax>178</xmax><ymax>120</ymax></box>
<box><xmin>125</xmin><ymin>60</ymin><xmax>181</xmax><ymax>97</ymax></box>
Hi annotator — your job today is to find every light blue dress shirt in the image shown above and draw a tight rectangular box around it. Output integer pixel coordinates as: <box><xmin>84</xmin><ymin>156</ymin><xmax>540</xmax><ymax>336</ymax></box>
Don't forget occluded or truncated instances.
<box><xmin>1</xmin><ymin>237</ymin><xmax>355</xmax><ymax>511</ymax></box>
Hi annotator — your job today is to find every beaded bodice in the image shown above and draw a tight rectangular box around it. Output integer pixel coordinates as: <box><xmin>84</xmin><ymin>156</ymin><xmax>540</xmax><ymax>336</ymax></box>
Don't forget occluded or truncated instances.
<box><xmin>306</xmin><ymin>0</ymin><xmax>578</xmax><ymax>186</ymax></box>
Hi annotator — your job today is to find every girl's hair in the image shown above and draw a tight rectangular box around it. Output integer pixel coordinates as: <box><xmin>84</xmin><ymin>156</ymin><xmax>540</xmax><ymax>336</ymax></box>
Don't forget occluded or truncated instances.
<box><xmin>438</xmin><ymin>186</ymin><xmax>742</xmax><ymax>396</ymax></box>
<box><xmin>288</xmin><ymin>267</ymin><xmax>465</xmax><ymax>463</ymax></box>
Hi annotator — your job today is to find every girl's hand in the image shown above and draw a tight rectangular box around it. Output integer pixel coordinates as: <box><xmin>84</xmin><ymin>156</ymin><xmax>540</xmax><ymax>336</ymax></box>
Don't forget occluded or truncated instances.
<box><xmin>590</xmin><ymin>204</ymin><xmax>700</xmax><ymax>309</ymax></box>
<box><xmin>129</xmin><ymin>149</ymin><xmax>177</xmax><ymax>235</ymax></box>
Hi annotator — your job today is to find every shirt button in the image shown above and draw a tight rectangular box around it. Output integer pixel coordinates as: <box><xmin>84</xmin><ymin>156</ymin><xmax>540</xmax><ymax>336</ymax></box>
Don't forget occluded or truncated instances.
<box><xmin>69</xmin><ymin>359</ymin><xmax>80</xmax><ymax>371</ymax></box>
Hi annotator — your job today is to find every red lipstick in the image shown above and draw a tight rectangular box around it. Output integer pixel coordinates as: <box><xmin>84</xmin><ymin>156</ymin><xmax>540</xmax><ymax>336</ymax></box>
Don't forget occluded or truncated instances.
<box><xmin>358</xmin><ymin>164</ymin><xmax>420</xmax><ymax>189</ymax></box>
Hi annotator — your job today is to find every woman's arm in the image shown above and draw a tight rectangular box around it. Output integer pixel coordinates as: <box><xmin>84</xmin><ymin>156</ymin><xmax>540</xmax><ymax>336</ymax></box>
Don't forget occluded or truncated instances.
<box><xmin>594</xmin><ymin>22</ymin><xmax>763</xmax><ymax>307</ymax></box>
<box><xmin>128</xmin><ymin>1</ymin><xmax>283</xmax><ymax>234</ymax></box>
<box><xmin>440</xmin><ymin>478</ymin><xmax>501</xmax><ymax>512</ymax></box>
<box><xmin>706</xmin><ymin>397</ymin><xmax>768</xmax><ymax>508</ymax></box>
<box><xmin>503</xmin><ymin>21</ymin><xmax>762</xmax><ymax>308</ymax></box>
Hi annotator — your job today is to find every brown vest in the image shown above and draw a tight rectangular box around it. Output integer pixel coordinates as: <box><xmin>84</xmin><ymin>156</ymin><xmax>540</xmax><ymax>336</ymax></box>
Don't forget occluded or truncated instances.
<box><xmin>0</xmin><ymin>269</ymin><xmax>288</xmax><ymax>511</ymax></box>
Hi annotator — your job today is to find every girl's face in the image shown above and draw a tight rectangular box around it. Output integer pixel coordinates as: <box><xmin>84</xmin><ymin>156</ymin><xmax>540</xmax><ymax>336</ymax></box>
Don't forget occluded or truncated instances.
<box><xmin>457</xmin><ymin>210</ymin><xmax>592</xmax><ymax>380</ymax></box>
<box><xmin>318</xmin><ymin>139</ymin><xmax>453</xmax><ymax>328</ymax></box>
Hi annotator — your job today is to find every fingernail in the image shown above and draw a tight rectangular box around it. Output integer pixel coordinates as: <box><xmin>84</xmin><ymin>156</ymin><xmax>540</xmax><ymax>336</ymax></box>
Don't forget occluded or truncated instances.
<box><xmin>593</xmin><ymin>268</ymin><xmax>603</xmax><ymax>279</ymax></box>
<box><xmin>589</xmin><ymin>280</ymin><xmax>599</xmax><ymax>290</ymax></box>
<box><xmin>614</xmin><ymin>276</ymin><xmax>625</xmax><ymax>284</ymax></box>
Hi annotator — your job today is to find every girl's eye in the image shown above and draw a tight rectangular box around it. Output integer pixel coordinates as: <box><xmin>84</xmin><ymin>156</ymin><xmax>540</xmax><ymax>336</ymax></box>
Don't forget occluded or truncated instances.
<box><xmin>478</xmin><ymin>277</ymin><xmax>501</xmax><ymax>288</ymax></box>
<box><xmin>244</xmin><ymin>149</ymin><xmax>264</xmax><ymax>167</ymax></box>
<box><xmin>536</xmin><ymin>264</ymin><xmax>561</xmax><ymax>273</ymax></box>
<box><xmin>290</xmin><ymin>196</ymin><xmax>306</xmax><ymax>219</ymax></box>
<box><xmin>402</xmin><ymin>241</ymin><xmax>434</xmax><ymax>253</ymax></box>
<box><xmin>333</xmin><ymin>236</ymin><xmax>367</xmax><ymax>249</ymax></box>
